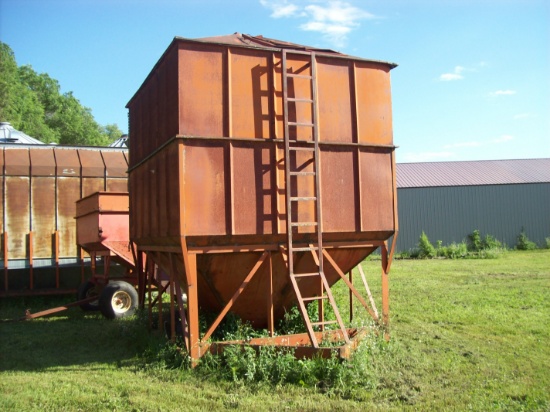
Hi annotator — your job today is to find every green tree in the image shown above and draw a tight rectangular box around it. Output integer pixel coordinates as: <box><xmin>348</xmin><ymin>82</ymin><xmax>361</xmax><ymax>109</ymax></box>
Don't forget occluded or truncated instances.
<box><xmin>0</xmin><ymin>42</ymin><xmax>18</xmax><ymax>122</ymax></box>
<box><xmin>103</xmin><ymin>123</ymin><xmax>124</xmax><ymax>142</ymax></box>
<box><xmin>0</xmin><ymin>41</ymin><xmax>122</xmax><ymax>146</ymax></box>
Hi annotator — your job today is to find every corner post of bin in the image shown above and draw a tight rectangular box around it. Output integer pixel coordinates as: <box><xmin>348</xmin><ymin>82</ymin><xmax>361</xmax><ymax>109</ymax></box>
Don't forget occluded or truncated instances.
<box><xmin>135</xmin><ymin>244</ymin><xmax>146</xmax><ymax>309</ymax></box>
<box><xmin>180</xmin><ymin>237</ymin><xmax>200</xmax><ymax>364</ymax></box>
<box><xmin>381</xmin><ymin>241</ymin><xmax>390</xmax><ymax>340</ymax></box>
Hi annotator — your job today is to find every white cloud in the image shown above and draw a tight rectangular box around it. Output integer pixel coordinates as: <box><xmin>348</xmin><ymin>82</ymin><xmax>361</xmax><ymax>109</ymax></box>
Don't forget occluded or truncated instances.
<box><xmin>443</xmin><ymin>141</ymin><xmax>482</xmax><ymax>149</ymax></box>
<box><xmin>491</xmin><ymin>135</ymin><xmax>514</xmax><ymax>143</ymax></box>
<box><xmin>490</xmin><ymin>90</ymin><xmax>516</xmax><ymax>97</ymax></box>
<box><xmin>513</xmin><ymin>113</ymin><xmax>533</xmax><ymax>120</ymax></box>
<box><xmin>304</xmin><ymin>1</ymin><xmax>375</xmax><ymax>24</ymax></box>
<box><xmin>439</xmin><ymin>66</ymin><xmax>465</xmax><ymax>81</ymax></box>
<box><xmin>259</xmin><ymin>0</ymin><xmax>302</xmax><ymax>18</ymax></box>
<box><xmin>439</xmin><ymin>73</ymin><xmax>463</xmax><ymax>81</ymax></box>
<box><xmin>443</xmin><ymin>136</ymin><xmax>514</xmax><ymax>150</ymax></box>
<box><xmin>401</xmin><ymin>151</ymin><xmax>455</xmax><ymax>163</ymax></box>
<box><xmin>260</xmin><ymin>0</ymin><xmax>377</xmax><ymax>47</ymax></box>
<box><xmin>438</xmin><ymin>64</ymin><xmax>485</xmax><ymax>82</ymax></box>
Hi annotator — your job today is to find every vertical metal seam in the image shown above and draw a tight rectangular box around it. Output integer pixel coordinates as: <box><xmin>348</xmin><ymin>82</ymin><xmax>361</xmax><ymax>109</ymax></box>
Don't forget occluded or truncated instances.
<box><xmin>27</xmin><ymin>148</ymin><xmax>33</xmax><ymax>287</ymax></box>
<box><xmin>76</xmin><ymin>149</ymin><xmax>83</xmax><ymax>199</ymax></box>
<box><xmin>391</xmin><ymin>150</ymin><xmax>399</xmax><ymax>233</ymax></box>
<box><xmin>1</xmin><ymin>147</ymin><xmax>4</xmax><ymax>233</ymax></box>
<box><xmin>270</xmin><ymin>53</ymin><xmax>277</xmax><ymax>139</ymax></box>
<box><xmin>52</xmin><ymin>149</ymin><xmax>58</xmax><ymax>231</ymax></box>
<box><xmin>227</xmin><ymin>48</ymin><xmax>235</xmax><ymax>235</ymax></box>
<box><xmin>28</xmin><ymin>148</ymin><xmax>32</xmax><ymax>231</ymax></box>
<box><xmin>352</xmin><ymin>61</ymin><xmax>360</xmax><ymax>143</ymax></box>
<box><xmin>273</xmin><ymin>54</ymin><xmax>282</xmax><ymax>235</ymax></box>
<box><xmin>2</xmin><ymin>148</ymin><xmax>6</xmax><ymax>291</ymax></box>
<box><xmin>99</xmin><ymin>150</ymin><xmax>107</xmax><ymax>191</ymax></box>
<box><xmin>270</xmin><ymin>53</ymin><xmax>280</xmax><ymax>235</ymax></box>
<box><xmin>351</xmin><ymin>62</ymin><xmax>363</xmax><ymax>232</ymax></box>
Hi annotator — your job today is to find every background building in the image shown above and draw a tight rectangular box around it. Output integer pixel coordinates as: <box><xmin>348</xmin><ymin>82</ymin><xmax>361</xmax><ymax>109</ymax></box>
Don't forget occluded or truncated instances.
<box><xmin>395</xmin><ymin>158</ymin><xmax>550</xmax><ymax>252</ymax></box>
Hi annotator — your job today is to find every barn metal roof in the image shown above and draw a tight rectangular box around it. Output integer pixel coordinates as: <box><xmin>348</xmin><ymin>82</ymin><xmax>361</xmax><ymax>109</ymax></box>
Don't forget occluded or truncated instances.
<box><xmin>396</xmin><ymin>158</ymin><xmax>550</xmax><ymax>188</ymax></box>
<box><xmin>0</xmin><ymin>122</ymin><xmax>44</xmax><ymax>144</ymax></box>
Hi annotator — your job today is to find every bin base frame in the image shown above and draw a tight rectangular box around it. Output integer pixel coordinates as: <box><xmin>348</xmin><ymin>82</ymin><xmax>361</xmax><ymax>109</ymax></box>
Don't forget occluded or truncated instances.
<box><xmin>139</xmin><ymin>235</ymin><xmax>397</xmax><ymax>366</ymax></box>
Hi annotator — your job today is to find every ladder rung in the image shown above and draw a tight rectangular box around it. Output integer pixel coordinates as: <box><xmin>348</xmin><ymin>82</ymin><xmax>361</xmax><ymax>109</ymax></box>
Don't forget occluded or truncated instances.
<box><xmin>292</xmin><ymin>246</ymin><xmax>319</xmax><ymax>252</ymax></box>
<box><xmin>292</xmin><ymin>272</ymin><xmax>320</xmax><ymax>278</ymax></box>
<box><xmin>290</xmin><ymin>171</ymin><xmax>316</xmax><ymax>176</ymax></box>
<box><xmin>302</xmin><ymin>296</ymin><xmax>328</xmax><ymax>302</ymax></box>
<box><xmin>311</xmin><ymin>320</ymin><xmax>338</xmax><ymax>327</ymax></box>
<box><xmin>288</xmin><ymin>97</ymin><xmax>313</xmax><ymax>103</ymax></box>
<box><xmin>287</xmin><ymin>73</ymin><xmax>312</xmax><ymax>80</ymax></box>
<box><xmin>290</xmin><ymin>196</ymin><xmax>316</xmax><ymax>201</ymax></box>
<box><xmin>291</xmin><ymin>222</ymin><xmax>317</xmax><ymax>227</ymax></box>
<box><xmin>288</xmin><ymin>121</ymin><xmax>314</xmax><ymax>127</ymax></box>
<box><xmin>288</xmin><ymin>146</ymin><xmax>315</xmax><ymax>152</ymax></box>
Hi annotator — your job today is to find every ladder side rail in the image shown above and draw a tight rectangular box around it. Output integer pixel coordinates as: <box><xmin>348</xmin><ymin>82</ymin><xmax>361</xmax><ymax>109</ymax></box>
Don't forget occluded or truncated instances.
<box><xmin>282</xmin><ymin>49</ymin><xmax>295</xmax><ymax>275</ymax></box>
<box><xmin>310</xmin><ymin>52</ymin><xmax>324</xmax><ymax>275</ymax></box>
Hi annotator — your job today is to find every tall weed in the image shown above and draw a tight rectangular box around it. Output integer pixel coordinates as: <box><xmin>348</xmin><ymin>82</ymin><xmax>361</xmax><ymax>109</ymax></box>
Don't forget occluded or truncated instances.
<box><xmin>516</xmin><ymin>228</ymin><xmax>537</xmax><ymax>250</ymax></box>
<box><xmin>410</xmin><ymin>230</ymin><xmax>505</xmax><ymax>260</ymax></box>
<box><xmin>417</xmin><ymin>231</ymin><xmax>436</xmax><ymax>259</ymax></box>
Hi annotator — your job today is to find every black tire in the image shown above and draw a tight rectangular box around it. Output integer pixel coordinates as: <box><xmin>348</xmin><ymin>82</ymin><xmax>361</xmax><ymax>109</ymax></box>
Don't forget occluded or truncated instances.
<box><xmin>77</xmin><ymin>280</ymin><xmax>100</xmax><ymax>311</ymax></box>
<box><xmin>99</xmin><ymin>280</ymin><xmax>138</xmax><ymax>319</ymax></box>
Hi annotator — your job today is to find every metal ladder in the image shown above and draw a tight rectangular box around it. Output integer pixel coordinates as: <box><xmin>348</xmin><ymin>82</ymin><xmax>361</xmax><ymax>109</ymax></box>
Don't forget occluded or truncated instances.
<box><xmin>282</xmin><ymin>49</ymin><xmax>350</xmax><ymax>347</ymax></box>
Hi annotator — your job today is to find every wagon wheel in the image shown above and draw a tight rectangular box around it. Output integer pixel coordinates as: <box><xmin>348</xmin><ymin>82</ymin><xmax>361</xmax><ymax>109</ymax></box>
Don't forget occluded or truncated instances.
<box><xmin>77</xmin><ymin>280</ymin><xmax>100</xmax><ymax>311</ymax></box>
<box><xmin>99</xmin><ymin>280</ymin><xmax>138</xmax><ymax>319</ymax></box>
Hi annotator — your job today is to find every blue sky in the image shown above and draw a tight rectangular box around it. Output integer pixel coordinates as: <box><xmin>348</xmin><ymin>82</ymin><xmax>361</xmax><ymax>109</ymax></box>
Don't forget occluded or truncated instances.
<box><xmin>1</xmin><ymin>0</ymin><xmax>548</xmax><ymax>163</ymax></box>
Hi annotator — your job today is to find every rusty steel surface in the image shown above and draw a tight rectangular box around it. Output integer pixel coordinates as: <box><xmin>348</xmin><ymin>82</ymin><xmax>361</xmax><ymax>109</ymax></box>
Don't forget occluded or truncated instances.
<box><xmin>127</xmin><ymin>34</ymin><xmax>396</xmax><ymax>168</ymax></box>
<box><xmin>75</xmin><ymin>192</ymin><xmax>130</xmax><ymax>250</ymax></box>
<box><xmin>1</xmin><ymin>145</ymin><xmax>129</xmax><ymax>296</ymax></box>
<box><xmin>131</xmin><ymin>139</ymin><xmax>395</xmax><ymax>242</ymax></box>
<box><xmin>205</xmin><ymin>327</ymin><xmax>370</xmax><ymax>360</ymax></box>
<box><xmin>127</xmin><ymin>34</ymin><xmax>398</xmax><ymax>361</ymax></box>
<box><xmin>75</xmin><ymin>192</ymin><xmax>134</xmax><ymax>267</ymax></box>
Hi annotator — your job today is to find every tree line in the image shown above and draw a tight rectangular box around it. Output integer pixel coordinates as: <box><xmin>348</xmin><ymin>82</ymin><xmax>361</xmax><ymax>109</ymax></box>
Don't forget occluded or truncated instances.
<box><xmin>0</xmin><ymin>42</ymin><xmax>123</xmax><ymax>146</ymax></box>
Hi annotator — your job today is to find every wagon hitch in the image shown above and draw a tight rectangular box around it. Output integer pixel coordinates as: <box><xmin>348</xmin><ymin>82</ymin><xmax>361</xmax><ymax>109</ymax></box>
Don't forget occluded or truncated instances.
<box><xmin>19</xmin><ymin>296</ymin><xmax>99</xmax><ymax>321</ymax></box>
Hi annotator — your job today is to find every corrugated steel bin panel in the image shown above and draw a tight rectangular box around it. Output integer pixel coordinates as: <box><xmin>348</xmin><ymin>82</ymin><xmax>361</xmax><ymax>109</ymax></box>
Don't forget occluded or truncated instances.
<box><xmin>29</xmin><ymin>148</ymin><xmax>56</xmax><ymax>176</ymax></box>
<box><xmin>178</xmin><ymin>44</ymin><xmax>226</xmax><ymax>139</ymax></box>
<box><xmin>317</xmin><ymin>57</ymin><xmax>353</xmax><ymax>143</ymax></box>
<box><xmin>31</xmin><ymin>177</ymin><xmax>56</xmax><ymax>257</ymax></box>
<box><xmin>78</xmin><ymin>149</ymin><xmax>104</xmax><ymax>178</ymax></box>
<box><xmin>54</xmin><ymin>147</ymin><xmax>80</xmax><ymax>177</ymax></box>
<box><xmin>53</xmin><ymin>147</ymin><xmax>82</xmax><ymax>258</ymax></box>
<box><xmin>5</xmin><ymin>176</ymin><xmax>30</xmax><ymax>259</ymax></box>
<box><xmin>360</xmin><ymin>151</ymin><xmax>394</xmax><ymax>231</ymax></box>
<box><xmin>183</xmin><ymin>141</ymin><xmax>228</xmax><ymax>236</ymax></box>
<box><xmin>101</xmin><ymin>150</ymin><xmax>128</xmax><ymax>178</ymax></box>
<box><xmin>232</xmin><ymin>141</ymin><xmax>277</xmax><ymax>234</ymax></box>
<box><xmin>229</xmin><ymin>49</ymin><xmax>272</xmax><ymax>139</ymax></box>
<box><xmin>5</xmin><ymin>148</ymin><xmax>30</xmax><ymax>176</ymax></box>
<box><xmin>355</xmin><ymin>63</ymin><xmax>393</xmax><ymax>145</ymax></box>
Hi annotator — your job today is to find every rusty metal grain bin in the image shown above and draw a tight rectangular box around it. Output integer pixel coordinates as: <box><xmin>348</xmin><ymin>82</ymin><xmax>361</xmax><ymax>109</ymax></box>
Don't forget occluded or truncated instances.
<box><xmin>127</xmin><ymin>34</ymin><xmax>398</xmax><ymax>358</ymax></box>
<box><xmin>1</xmin><ymin>144</ymin><xmax>129</xmax><ymax>296</ymax></box>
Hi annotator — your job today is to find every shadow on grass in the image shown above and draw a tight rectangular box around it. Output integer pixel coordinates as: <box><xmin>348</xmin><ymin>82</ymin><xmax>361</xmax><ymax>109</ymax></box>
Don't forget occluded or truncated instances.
<box><xmin>0</xmin><ymin>296</ymin><xmax>152</xmax><ymax>372</ymax></box>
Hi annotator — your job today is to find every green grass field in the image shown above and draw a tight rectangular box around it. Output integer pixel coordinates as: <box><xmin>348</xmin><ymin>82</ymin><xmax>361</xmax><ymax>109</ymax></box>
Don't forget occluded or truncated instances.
<box><xmin>1</xmin><ymin>250</ymin><xmax>549</xmax><ymax>411</ymax></box>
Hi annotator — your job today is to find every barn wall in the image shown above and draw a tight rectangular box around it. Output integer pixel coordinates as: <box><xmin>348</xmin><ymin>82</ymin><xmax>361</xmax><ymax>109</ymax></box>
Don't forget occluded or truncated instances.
<box><xmin>396</xmin><ymin>183</ymin><xmax>550</xmax><ymax>252</ymax></box>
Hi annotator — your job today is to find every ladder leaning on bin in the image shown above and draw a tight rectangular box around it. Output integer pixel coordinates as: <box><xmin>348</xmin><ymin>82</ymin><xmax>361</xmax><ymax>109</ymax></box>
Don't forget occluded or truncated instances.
<box><xmin>281</xmin><ymin>49</ymin><xmax>350</xmax><ymax>347</ymax></box>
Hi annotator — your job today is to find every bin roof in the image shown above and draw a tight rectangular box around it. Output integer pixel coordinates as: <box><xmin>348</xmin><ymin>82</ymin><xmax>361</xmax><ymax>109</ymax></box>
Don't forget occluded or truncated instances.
<box><xmin>0</xmin><ymin>122</ymin><xmax>44</xmax><ymax>145</ymax></box>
